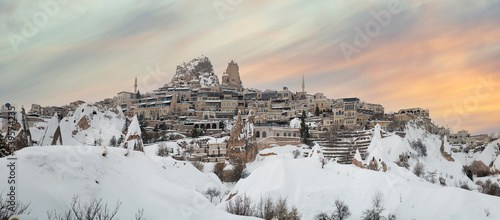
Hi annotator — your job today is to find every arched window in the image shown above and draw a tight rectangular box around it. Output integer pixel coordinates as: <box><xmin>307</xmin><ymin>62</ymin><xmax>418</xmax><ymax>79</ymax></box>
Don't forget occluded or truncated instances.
<box><xmin>288</xmin><ymin>133</ymin><xmax>291</xmax><ymax>137</ymax></box>
<box><xmin>212</xmin><ymin>124</ymin><xmax>217</xmax><ymax>129</ymax></box>
<box><xmin>204</xmin><ymin>115</ymin><xmax>208</xmax><ymax>120</ymax></box>
<box><xmin>200</xmin><ymin>124</ymin><xmax>205</xmax><ymax>130</ymax></box>
<box><xmin>206</xmin><ymin>124</ymin><xmax>211</xmax><ymax>129</ymax></box>
<box><xmin>277</xmin><ymin>133</ymin><xmax>280</xmax><ymax>137</ymax></box>
<box><xmin>194</xmin><ymin>124</ymin><xmax>199</xmax><ymax>129</ymax></box>
<box><xmin>293</xmin><ymin>133</ymin><xmax>297</xmax><ymax>137</ymax></box>
<box><xmin>256</xmin><ymin>131</ymin><xmax>260</xmax><ymax>138</ymax></box>
<box><xmin>262</xmin><ymin>131</ymin><xmax>267</xmax><ymax>138</ymax></box>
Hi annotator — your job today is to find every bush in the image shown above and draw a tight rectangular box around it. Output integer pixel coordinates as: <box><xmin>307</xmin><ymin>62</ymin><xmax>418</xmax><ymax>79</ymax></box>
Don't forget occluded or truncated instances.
<box><xmin>157</xmin><ymin>143</ymin><xmax>169</xmax><ymax>157</ymax></box>
<box><xmin>0</xmin><ymin>195</ymin><xmax>31</xmax><ymax>220</ymax></box>
<box><xmin>459</xmin><ymin>180</ymin><xmax>471</xmax><ymax>190</ymax></box>
<box><xmin>413</xmin><ymin>160</ymin><xmax>425</xmax><ymax>177</ymax></box>
<box><xmin>213</xmin><ymin>162</ymin><xmax>225</xmax><ymax>182</ymax></box>
<box><xmin>476</xmin><ymin>180</ymin><xmax>500</xmax><ymax>196</ymax></box>
<box><xmin>191</xmin><ymin>160</ymin><xmax>204</xmax><ymax>172</ymax></box>
<box><xmin>204</xmin><ymin>188</ymin><xmax>222</xmax><ymax>203</ymax></box>
<box><xmin>292</xmin><ymin>150</ymin><xmax>301</xmax><ymax>159</ymax></box>
<box><xmin>320</xmin><ymin>157</ymin><xmax>328</xmax><ymax>169</ymax></box>
<box><xmin>362</xmin><ymin>191</ymin><xmax>385</xmax><ymax>220</ymax></box>
<box><xmin>226</xmin><ymin>195</ymin><xmax>301</xmax><ymax>219</ymax></box>
<box><xmin>395</xmin><ymin>153</ymin><xmax>410</xmax><ymax>169</ymax></box>
<box><xmin>411</xmin><ymin>140</ymin><xmax>427</xmax><ymax>157</ymax></box>
<box><xmin>46</xmin><ymin>195</ymin><xmax>145</xmax><ymax>220</ymax></box>
<box><xmin>334</xmin><ymin>199</ymin><xmax>351</xmax><ymax>220</ymax></box>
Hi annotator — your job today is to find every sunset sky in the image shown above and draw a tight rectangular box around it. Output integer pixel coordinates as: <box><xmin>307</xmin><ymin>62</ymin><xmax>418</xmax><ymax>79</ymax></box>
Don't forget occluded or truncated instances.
<box><xmin>1</xmin><ymin>0</ymin><xmax>499</xmax><ymax>134</ymax></box>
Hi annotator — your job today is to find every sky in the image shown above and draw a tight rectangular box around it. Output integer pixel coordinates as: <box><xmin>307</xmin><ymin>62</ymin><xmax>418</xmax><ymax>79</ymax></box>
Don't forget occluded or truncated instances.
<box><xmin>0</xmin><ymin>0</ymin><xmax>499</xmax><ymax>134</ymax></box>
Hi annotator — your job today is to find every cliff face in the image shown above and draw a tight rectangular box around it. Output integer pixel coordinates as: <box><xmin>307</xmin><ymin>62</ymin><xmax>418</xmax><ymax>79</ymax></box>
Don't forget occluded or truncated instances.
<box><xmin>168</xmin><ymin>56</ymin><xmax>219</xmax><ymax>88</ymax></box>
<box><xmin>226</xmin><ymin>111</ymin><xmax>258</xmax><ymax>165</ymax></box>
<box><xmin>221</xmin><ymin>60</ymin><xmax>242</xmax><ymax>88</ymax></box>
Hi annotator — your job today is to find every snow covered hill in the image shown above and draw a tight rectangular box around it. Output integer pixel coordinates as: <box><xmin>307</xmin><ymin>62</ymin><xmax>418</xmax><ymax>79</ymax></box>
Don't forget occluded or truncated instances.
<box><xmin>219</xmin><ymin>123</ymin><xmax>500</xmax><ymax>220</ymax></box>
<box><xmin>0</xmin><ymin>146</ymin><xmax>250</xmax><ymax>219</ymax></box>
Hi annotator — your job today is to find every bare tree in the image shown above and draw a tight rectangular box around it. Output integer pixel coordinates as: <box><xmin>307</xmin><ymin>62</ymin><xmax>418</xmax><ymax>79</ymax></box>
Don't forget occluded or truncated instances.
<box><xmin>362</xmin><ymin>191</ymin><xmax>385</xmax><ymax>220</ymax></box>
<box><xmin>47</xmin><ymin>195</ymin><xmax>121</xmax><ymax>220</ymax></box>
<box><xmin>191</xmin><ymin>160</ymin><xmax>204</xmax><ymax>172</ymax></box>
<box><xmin>333</xmin><ymin>199</ymin><xmax>351</xmax><ymax>220</ymax></box>
<box><xmin>204</xmin><ymin>188</ymin><xmax>221</xmax><ymax>203</ymax></box>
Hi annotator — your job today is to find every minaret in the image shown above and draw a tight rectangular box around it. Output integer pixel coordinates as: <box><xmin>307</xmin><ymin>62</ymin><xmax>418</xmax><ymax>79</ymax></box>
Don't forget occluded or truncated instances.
<box><xmin>302</xmin><ymin>75</ymin><xmax>305</xmax><ymax>93</ymax></box>
<box><xmin>134</xmin><ymin>76</ymin><xmax>138</xmax><ymax>93</ymax></box>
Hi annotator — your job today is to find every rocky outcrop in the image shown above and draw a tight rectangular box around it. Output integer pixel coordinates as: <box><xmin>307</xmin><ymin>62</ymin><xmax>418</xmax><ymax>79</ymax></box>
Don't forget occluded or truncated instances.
<box><xmin>122</xmin><ymin>115</ymin><xmax>144</xmax><ymax>153</ymax></box>
<box><xmin>221</xmin><ymin>60</ymin><xmax>242</xmax><ymax>88</ymax></box>
<box><xmin>168</xmin><ymin>56</ymin><xmax>219</xmax><ymax>88</ymax></box>
<box><xmin>13</xmin><ymin>107</ymin><xmax>33</xmax><ymax>150</ymax></box>
<box><xmin>466</xmin><ymin>160</ymin><xmax>490</xmax><ymax>177</ymax></box>
<box><xmin>226</xmin><ymin>111</ymin><xmax>258</xmax><ymax>165</ymax></box>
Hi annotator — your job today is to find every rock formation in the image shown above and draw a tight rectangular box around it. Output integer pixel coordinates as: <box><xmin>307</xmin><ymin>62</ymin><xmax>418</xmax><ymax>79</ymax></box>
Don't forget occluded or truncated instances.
<box><xmin>226</xmin><ymin>111</ymin><xmax>258</xmax><ymax>165</ymax></box>
<box><xmin>13</xmin><ymin>107</ymin><xmax>33</xmax><ymax>150</ymax></box>
<box><xmin>40</xmin><ymin>113</ymin><xmax>63</xmax><ymax>146</ymax></box>
<box><xmin>122</xmin><ymin>115</ymin><xmax>144</xmax><ymax>153</ymax></box>
<box><xmin>168</xmin><ymin>56</ymin><xmax>219</xmax><ymax>88</ymax></box>
<box><xmin>221</xmin><ymin>60</ymin><xmax>242</xmax><ymax>88</ymax></box>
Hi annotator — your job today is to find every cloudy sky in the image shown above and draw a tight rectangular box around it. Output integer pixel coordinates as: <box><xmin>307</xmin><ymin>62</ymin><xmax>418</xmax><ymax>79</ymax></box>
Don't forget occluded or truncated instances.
<box><xmin>1</xmin><ymin>0</ymin><xmax>499</xmax><ymax>134</ymax></box>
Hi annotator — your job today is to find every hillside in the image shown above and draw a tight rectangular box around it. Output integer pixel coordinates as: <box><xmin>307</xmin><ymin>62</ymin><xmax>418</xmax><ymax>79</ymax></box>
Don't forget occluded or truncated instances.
<box><xmin>0</xmin><ymin>146</ymin><xmax>250</xmax><ymax>219</ymax></box>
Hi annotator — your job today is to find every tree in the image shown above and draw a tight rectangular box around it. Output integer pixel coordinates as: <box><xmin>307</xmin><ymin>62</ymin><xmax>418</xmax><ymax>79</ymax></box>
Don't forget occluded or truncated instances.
<box><xmin>136</xmin><ymin>90</ymin><xmax>141</xmax><ymax>99</ymax></box>
<box><xmin>413</xmin><ymin>160</ymin><xmax>425</xmax><ymax>177</ymax></box>
<box><xmin>362</xmin><ymin>191</ymin><xmax>385</xmax><ymax>220</ymax></box>
<box><xmin>333</xmin><ymin>199</ymin><xmax>351</xmax><ymax>220</ymax></box>
<box><xmin>191</xmin><ymin>128</ymin><xmax>200</xmax><ymax>138</ymax></box>
<box><xmin>204</xmin><ymin>188</ymin><xmax>221</xmax><ymax>203</ymax></box>
<box><xmin>300</xmin><ymin>111</ymin><xmax>312</xmax><ymax>146</ymax></box>
<box><xmin>315</xmin><ymin>106</ymin><xmax>320</xmax><ymax>116</ymax></box>
<box><xmin>159</xmin><ymin>123</ymin><xmax>167</xmax><ymax>131</ymax></box>
<box><xmin>109</xmin><ymin>136</ymin><xmax>117</xmax><ymax>147</ymax></box>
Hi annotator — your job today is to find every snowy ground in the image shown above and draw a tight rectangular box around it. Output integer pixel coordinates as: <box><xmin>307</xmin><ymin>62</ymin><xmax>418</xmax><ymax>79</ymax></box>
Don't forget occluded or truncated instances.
<box><xmin>0</xmin><ymin>146</ymin><xmax>252</xmax><ymax>219</ymax></box>
<box><xmin>220</xmin><ymin>145</ymin><xmax>500</xmax><ymax>220</ymax></box>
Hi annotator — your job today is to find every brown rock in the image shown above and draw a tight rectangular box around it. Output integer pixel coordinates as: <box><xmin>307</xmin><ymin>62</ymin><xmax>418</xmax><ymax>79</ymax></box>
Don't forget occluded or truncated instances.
<box><xmin>352</xmin><ymin>158</ymin><xmax>364</xmax><ymax>168</ymax></box>
<box><xmin>78</xmin><ymin>116</ymin><xmax>91</xmax><ymax>130</ymax></box>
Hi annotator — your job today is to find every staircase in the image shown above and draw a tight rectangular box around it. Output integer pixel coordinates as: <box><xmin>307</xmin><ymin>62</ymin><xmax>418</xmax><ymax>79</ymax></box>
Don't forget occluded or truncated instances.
<box><xmin>319</xmin><ymin>130</ymin><xmax>374</xmax><ymax>164</ymax></box>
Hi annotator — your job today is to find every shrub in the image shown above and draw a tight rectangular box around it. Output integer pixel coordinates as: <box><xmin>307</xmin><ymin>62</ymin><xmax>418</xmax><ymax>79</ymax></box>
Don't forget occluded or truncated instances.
<box><xmin>411</xmin><ymin>140</ymin><xmax>427</xmax><ymax>157</ymax></box>
<box><xmin>157</xmin><ymin>143</ymin><xmax>169</xmax><ymax>157</ymax></box>
<box><xmin>320</xmin><ymin>157</ymin><xmax>328</xmax><ymax>169</ymax></box>
<box><xmin>476</xmin><ymin>180</ymin><xmax>500</xmax><ymax>196</ymax></box>
<box><xmin>413</xmin><ymin>160</ymin><xmax>425</xmax><ymax>177</ymax></box>
<box><xmin>0</xmin><ymin>195</ymin><xmax>31</xmax><ymax>220</ymax></box>
<box><xmin>293</xmin><ymin>150</ymin><xmax>301</xmax><ymax>159</ymax></box>
<box><xmin>334</xmin><ymin>199</ymin><xmax>351</xmax><ymax>220</ymax></box>
<box><xmin>213</xmin><ymin>162</ymin><xmax>225</xmax><ymax>182</ymax></box>
<box><xmin>459</xmin><ymin>180</ymin><xmax>471</xmax><ymax>190</ymax></box>
<box><xmin>47</xmin><ymin>195</ymin><xmax>121</xmax><ymax>220</ymax></box>
<box><xmin>439</xmin><ymin>177</ymin><xmax>446</xmax><ymax>186</ymax></box>
<box><xmin>191</xmin><ymin>160</ymin><xmax>204</xmax><ymax>172</ymax></box>
<box><xmin>395</xmin><ymin>153</ymin><xmax>410</xmax><ymax>169</ymax></box>
<box><xmin>226</xmin><ymin>195</ymin><xmax>301</xmax><ymax>219</ymax></box>
<box><xmin>362</xmin><ymin>191</ymin><xmax>385</xmax><ymax>220</ymax></box>
<box><xmin>204</xmin><ymin>187</ymin><xmax>222</xmax><ymax>203</ymax></box>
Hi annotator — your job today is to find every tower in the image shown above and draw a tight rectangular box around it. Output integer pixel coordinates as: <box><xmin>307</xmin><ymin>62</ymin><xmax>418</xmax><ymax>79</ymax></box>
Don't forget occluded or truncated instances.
<box><xmin>134</xmin><ymin>76</ymin><xmax>137</xmax><ymax>93</ymax></box>
<box><xmin>302</xmin><ymin>75</ymin><xmax>305</xmax><ymax>93</ymax></box>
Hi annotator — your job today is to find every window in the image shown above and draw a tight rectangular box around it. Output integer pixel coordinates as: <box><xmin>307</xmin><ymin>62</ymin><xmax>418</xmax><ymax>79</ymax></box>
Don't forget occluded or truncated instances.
<box><xmin>262</xmin><ymin>131</ymin><xmax>267</xmax><ymax>138</ymax></box>
<box><xmin>277</xmin><ymin>133</ymin><xmax>280</xmax><ymax>137</ymax></box>
<box><xmin>293</xmin><ymin>133</ymin><xmax>296</xmax><ymax>137</ymax></box>
<box><xmin>256</xmin><ymin>131</ymin><xmax>260</xmax><ymax>138</ymax></box>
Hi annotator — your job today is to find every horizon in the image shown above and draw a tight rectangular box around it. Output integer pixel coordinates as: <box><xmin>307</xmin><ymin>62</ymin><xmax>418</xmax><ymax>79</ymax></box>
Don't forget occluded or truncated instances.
<box><xmin>1</xmin><ymin>0</ymin><xmax>499</xmax><ymax>135</ymax></box>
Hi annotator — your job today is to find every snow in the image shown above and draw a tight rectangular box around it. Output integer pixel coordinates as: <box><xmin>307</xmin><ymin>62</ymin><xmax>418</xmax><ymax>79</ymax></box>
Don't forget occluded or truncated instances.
<box><xmin>0</xmin><ymin>146</ymin><xmax>249</xmax><ymax>219</ymax></box>
<box><xmin>58</xmin><ymin>104</ymin><xmax>125</xmax><ymax>146</ymax></box>
<box><xmin>221</xmin><ymin>145</ymin><xmax>500</xmax><ymax>220</ymax></box>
